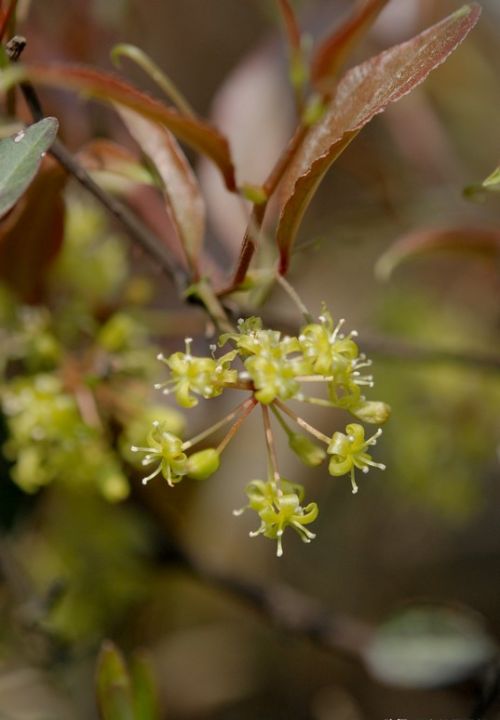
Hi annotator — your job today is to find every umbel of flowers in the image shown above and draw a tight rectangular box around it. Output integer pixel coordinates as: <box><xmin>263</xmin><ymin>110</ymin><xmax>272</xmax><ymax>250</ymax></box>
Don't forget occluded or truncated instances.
<box><xmin>132</xmin><ymin>306</ymin><xmax>390</xmax><ymax>556</ymax></box>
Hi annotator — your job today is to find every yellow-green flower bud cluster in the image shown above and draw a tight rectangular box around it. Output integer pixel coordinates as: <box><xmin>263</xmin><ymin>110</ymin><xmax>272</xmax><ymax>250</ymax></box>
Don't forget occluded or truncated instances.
<box><xmin>144</xmin><ymin>305</ymin><xmax>390</xmax><ymax>555</ymax></box>
<box><xmin>2</xmin><ymin>374</ymin><xmax>129</xmax><ymax>501</ymax></box>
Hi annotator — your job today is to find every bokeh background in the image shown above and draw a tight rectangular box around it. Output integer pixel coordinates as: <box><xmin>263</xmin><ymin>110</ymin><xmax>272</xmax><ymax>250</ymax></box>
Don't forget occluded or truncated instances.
<box><xmin>1</xmin><ymin>0</ymin><xmax>500</xmax><ymax>718</ymax></box>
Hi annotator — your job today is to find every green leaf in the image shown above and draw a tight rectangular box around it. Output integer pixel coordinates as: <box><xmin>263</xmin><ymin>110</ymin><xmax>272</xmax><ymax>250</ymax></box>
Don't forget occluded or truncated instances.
<box><xmin>131</xmin><ymin>653</ymin><xmax>160</xmax><ymax>720</ymax></box>
<box><xmin>276</xmin><ymin>4</ymin><xmax>481</xmax><ymax>274</ymax></box>
<box><xmin>0</xmin><ymin>117</ymin><xmax>58</xmax><ymax>220</ymax></box>
<box><xmin>465</xmin><ymin>163</ymin><xmax>500</xmax><ymax>199</ymax></box>
<box><xmin>375</xmin><ymin>226</ymin><xmax>500</xmax><ymax>281</ymax></box>
<box><xmin>364</xmin><ymin>605</ymin><xmax>497</xmax><ymax>688</ymax></box>
<box><xmin>117</xmin><ymin>106</ymin><xmax>205</xmax><ymax>276</ymax></box>
<box><xmin>311</xmin><ymin>0</ymin><xmax>391</xmax><ymax>92</ymax></box>
<box><xmin>96</xmin><ymin>641</ymin><xmax>135</xmax><ymax>720</ymax></box>
<box><xmin>482</xmin><ymin>165</ymin><xmax>500</xmax><ymax>191</ymax></box>
<box><xmin>0</xmin><ymin>63</ymin><xmax>236</xmax><ymax>191</ymax></box>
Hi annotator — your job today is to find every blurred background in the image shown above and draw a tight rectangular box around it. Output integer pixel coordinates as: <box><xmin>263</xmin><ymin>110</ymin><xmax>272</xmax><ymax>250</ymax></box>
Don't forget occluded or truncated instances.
<box><xmin>1</xmin><ymin>0</ymin><xmax>500</xmax><ymax>718</ymax></box>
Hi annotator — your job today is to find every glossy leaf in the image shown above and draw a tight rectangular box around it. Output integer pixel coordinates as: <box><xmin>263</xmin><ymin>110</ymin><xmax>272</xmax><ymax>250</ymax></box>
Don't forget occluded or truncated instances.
<box><xmin>311</xmin><ymin>0</ymin><xmax>391</xmax><ymax>93</ymax></box>
<box><xmin>0</xmin><ymin>117</ymin><xmax>58</xmax><ymax>220</ymax></box>
<box><xmin>118</xmin><ymin>106</ymin><xmax>205</xmax><ymax>275</ymax></box>
<box><xmin>0</xmin><ymin>63</ymin><xmax>236</xmax><ymax>190</ymax></box>
<box><xmin>364</xmin><ymin>605</ymin><xmax>496</xmax><ymax>688</ymax></box>
<box><xmin>0</xmin><ymin>157</ymin><xmax>66</xmax><ymax>302</ymax></box>
<box><xmin>96</xmin><ymin>642</ymin><xmax>135</xmax><ymax>720</ymax></box>
<box><xmin>376</xmin><ymin>226</ymin><xmax>500</xmax><ymax>280</ymax></box>
<box><xmin>276</xmin><ymin>4</ymin><xmax>481</xmax><ymax>274</ymax></box>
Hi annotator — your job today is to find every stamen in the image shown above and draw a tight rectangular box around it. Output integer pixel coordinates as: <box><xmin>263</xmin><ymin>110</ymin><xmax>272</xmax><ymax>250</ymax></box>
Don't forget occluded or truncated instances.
<box><xmin>142</xmin><ymin>466</ymin><xmax>162</xmax><ymax>485</ymax></box>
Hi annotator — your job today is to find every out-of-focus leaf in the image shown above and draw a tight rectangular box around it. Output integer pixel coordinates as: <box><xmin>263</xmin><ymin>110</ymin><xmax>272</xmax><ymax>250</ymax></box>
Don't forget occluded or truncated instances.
<box><xmin>0</xmin><ymin>64</ymin><xmax>236</xmax><ymax>190</ymax></box>
<box><xmin>77</xmin><ymin>139</ymin><xmax>157</xmax><ymax>187</ymax></box>
<box><xmin>311</xmin><ymin>0</ymin><xmax>391</xmax><ymax>93</ymax></box>
<box><xmin>0</xmin><ymin>157</ymin><xmax>66</xmax><ymax>302</ymax></box>
<box><xmin>131</xmin><ymin>653</ymin><xmax>159</xmax><ymax>720</ymax></box>
<box><xmin>465</xmin><ymin>163</ymin><xmax>500</xmax><ymax>199</ymax></box>
<box><xmin>276</xmin><ymin>0</ymin><xmax>301</xmax><ymax>52</ymax></box>
<box><xmin>276</xmin><ymin>0</ymin><xmax>308</xmax><ymax>109</ymax></box>
<box><xmin>0</xmin><ymin>117</ymin><xmax>58</xmax><ymax>220</ymax></box>
<box><xmin>118</xmin><ymin>106</ymin><xmax>205</xmax><ymax>275</ymax></box>
<box><xmin>276</xmin><ymin>4</ymin><xmax>481</xmax><ymax>274</ymax></box>
<box><xmin>364</xmin><ymin>605</ymin><xmax>497</xmax><ymax>688</ymax></box>
<box><xmin>483</xmin><ymin>165</ymin><xmax>500</xmax><ymax>191</ymax></box>
<box><xmin>96</xmin><ymin>641</ymin><xmax>135</xmax><ymax>720</ymax></box>
<box><xmin>376</xmin><ymin>226</ymin><xmax>500</xmax><ymax>280</ymax></box>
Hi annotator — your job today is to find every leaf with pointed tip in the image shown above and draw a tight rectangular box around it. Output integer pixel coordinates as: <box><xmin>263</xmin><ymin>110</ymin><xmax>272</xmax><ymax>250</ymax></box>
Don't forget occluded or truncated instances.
<box><xmin>0</xmin><ymin>117</ymin><xmax>58</xmax><ymax>220</ymax></box>
<box><xmin>276</xmin><ymin>4</ymin><xmax>481</xmax><ymax>274</ymax></box>
<box><xmin>0</xmin><ymin>63</ymin><xmax>236</xmax><ymax>190</ymax></box>
<box><xmin>311</xmin><ymin>0</ymin><xmax>391</xmax><ymax>93</ymax></box>
<box><xmin>117</xmin><ymin>106</ymin><xmax>205</xmax><ymax>276</ymax></box>
<box><xmin>376</xmin><ymin>226</ymin><xmax>500</xmax><ymax>281</ymax></box>
<box><xmin>465</xmin><ymin>163</ymin><xmax>500</xmax><ymax>199</ymax></box>
<box><xmin>96</xmin><ymin>642</ymin><xmax>135</xmax><ymax>720</ymax></box>
<box><xmin>0</xmin><ymin>157</ymin><xmax>66</xmax><ymax>302</ymax></box>
<box><xmin>482</xmin><ymin>164</ymin><xmax>500</xmax><ymax>191</ymax></box>
<box><xmin>276</xmin><ymin>0</ymin><xmax>301</xmax><ymax>54</ymax></box>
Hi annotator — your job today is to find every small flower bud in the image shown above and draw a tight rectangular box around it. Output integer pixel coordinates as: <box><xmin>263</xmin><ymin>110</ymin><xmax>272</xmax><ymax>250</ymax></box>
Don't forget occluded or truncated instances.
<box><xmin>351</xmin><ymin>400</ymin><xmax>391</xmax><ymax>425</ymax></box>
<box><xmin>186</xmin><ymin>449</ymin><xmax>220</xmax><ymax>480</ymax></box>
<box><xmin>288</xmin><ymin>433</ymin><xmax>326</xmax><ymax>467</ymax></box>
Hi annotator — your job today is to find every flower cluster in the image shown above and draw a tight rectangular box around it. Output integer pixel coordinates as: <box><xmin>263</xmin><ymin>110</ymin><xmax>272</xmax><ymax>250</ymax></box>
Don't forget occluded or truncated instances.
<box><xmin>135</xmin><ymin>306</ymin><xmax>390</xmax><ymax>556</ymax></box>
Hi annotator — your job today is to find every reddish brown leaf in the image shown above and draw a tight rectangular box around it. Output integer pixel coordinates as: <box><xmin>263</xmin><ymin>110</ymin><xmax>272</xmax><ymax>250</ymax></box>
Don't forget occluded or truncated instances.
<box><xmin>276</xmin><ymin>0</ymin><xmax>301</xmax><ymax>53</ymax></box>
<box><xmin>311</xmin><ymin>0</ymin><xmax>391</xmax><ymax>93</ymax></box>
<box><xmin>376</xmin><ymin>226</ymin><xmax>500</xmax><ymax>280</ymax></box>
<box><xmin>117</xmin><ymin>107</ymin><xmax>205</xmax><ymax>276</ymax></box>
<box><xmin>1</xmin><ymin>63</ymin><xmax>236</xmax><ymax>191</ymax></box>
<box><xmin>276</xmin><ymin>4</ymin><xmax>481</xmax><ymax>274</ymax></box>
<box><xmin>77</xmin><ymin>139</ymin><xmax>157</xmax><ymax>186</ymax></box>
<box><xmin>0</xmin><ymin>157</ymin><xmax>66</xmax><ymax>302</ymax></box>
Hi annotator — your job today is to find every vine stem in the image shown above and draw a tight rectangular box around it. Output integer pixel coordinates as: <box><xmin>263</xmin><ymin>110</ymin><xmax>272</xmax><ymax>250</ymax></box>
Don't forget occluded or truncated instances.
<box><xmin>216</xmin><ymin>397</ymin><xmax>257</xmax><ymax>454</ymax></box>
<box><xmin>274</xmin><ymin>399</ymin><xmax>330</xmax><ymax>445</ymax></box>
<box><xmin>275</xmin><ymin>273</ymin><xmax>313</xmax><ymax>323</ymax></box>
<box><xmin>261</xmin><ymin>404</ymin><xmax>281</xmax><ymax>485</ymax></box>
<box><xmin>182</xmin><ymin>396</ymin><xmax>255</xmax><ymax>451</ymax></box>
